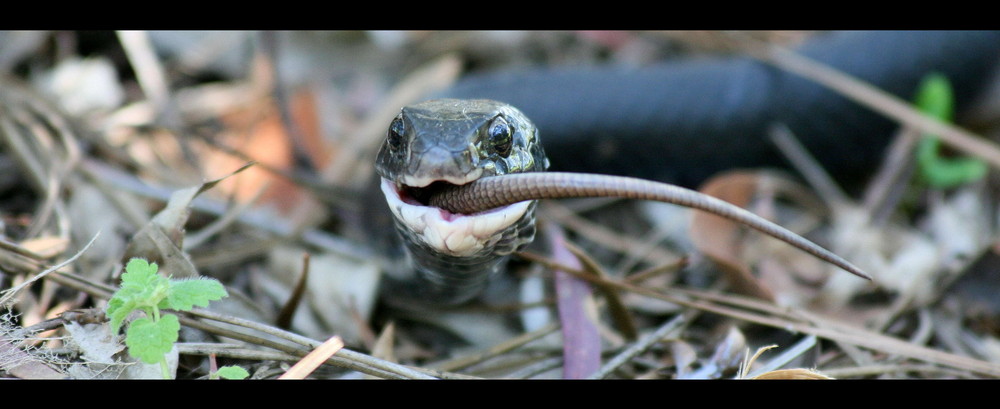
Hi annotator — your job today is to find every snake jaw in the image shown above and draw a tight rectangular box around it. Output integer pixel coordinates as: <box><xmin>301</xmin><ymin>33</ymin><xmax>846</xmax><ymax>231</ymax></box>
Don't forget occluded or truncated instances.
<box><xmin>380</xmin><ymin>177</ymin><xmax>532</xmax><ymax>257</ymax></box>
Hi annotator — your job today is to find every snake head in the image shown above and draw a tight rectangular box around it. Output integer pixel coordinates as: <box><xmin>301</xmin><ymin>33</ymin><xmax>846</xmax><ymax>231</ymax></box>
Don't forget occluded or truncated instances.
<box><xmin>374</xmin><ymin>99</ymin><xmax>548</xmax><ymax>258</ymax></box>
<box><xmin>375</xmin><ymin>99</ymin><xmax>548</xmax><ymax>183</ymax></box>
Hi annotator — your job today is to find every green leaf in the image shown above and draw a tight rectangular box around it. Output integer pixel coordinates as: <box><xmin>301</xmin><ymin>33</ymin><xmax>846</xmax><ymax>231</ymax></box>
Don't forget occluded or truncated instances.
<box><xmin>162</xmin><ymin>278</ymin><xmax>228</xmax><ymax>311</ymax></box>
<box><xmin>121</xmin><ymin>258</ymin><xmax>160</xmax><ymax>288</ymax></box>
<box><xmin>106</xmin><ymin>296</ymin><xmax>136</xmax><ymax>335</ymax></box>
<box><xmin>915</xmin><ymin>73</ymin><xmax>953</xmax><ymax>122</ymax></box>
<box><xmin>118</xmin><ymin>258</ymin><xmax>171</xmax><ymax>307</ymax></box>
<box><xmin>914</xmin><ymin>73</ymin><xmax>987</xmax><ymax>188</ymax></box>
<box><xmin>917</xmin><ymin>138</ymin><xmax>987</xmax><ymax>187</ymax></box>
<box><xmin>125</xmin><ymin>314</ymin><xmax>180</xmax><ymax>364</ymax></box>
<box><xmin>216</xmin><ymin>366</ymin><xmax>250</xmax><ymax>380</ymax></box>
<box><xmin>107</xmin><ymin>258</ymin><xmax>170</xmax><ymax>334</ymax></box>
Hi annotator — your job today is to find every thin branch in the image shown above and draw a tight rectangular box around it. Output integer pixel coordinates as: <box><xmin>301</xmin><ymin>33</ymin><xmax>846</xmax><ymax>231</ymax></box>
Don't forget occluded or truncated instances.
<box><xmin>588</xmin><ymin>313</ymin><xmax>686</xmax><ymax>379</ymax></box>
<box><xmin>432</xmin><ymin>323</ymin><xmax>560</xmax><ymax>373</ymax></box>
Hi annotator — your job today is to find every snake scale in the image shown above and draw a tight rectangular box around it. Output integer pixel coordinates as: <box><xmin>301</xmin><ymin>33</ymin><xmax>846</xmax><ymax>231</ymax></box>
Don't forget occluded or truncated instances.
<box><xmin>374</xmin><ymin>31</ymin><xmax>1000</xmax><ymax>305</ymax></box>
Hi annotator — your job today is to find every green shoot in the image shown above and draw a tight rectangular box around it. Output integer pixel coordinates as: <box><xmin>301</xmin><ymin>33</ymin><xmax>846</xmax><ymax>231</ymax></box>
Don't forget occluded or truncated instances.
<box><xmin>914</xmin><ymin>73</ymin><xmax>987</xmax><ymax>188</ymax></box>
<box><xmin>106</xmin><ymin>258</ymin><xmax>228</xmax><ymax>379</ymax></box>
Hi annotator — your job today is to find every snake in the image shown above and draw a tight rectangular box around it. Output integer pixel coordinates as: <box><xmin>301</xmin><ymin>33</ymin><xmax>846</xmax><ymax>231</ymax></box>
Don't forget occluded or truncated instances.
<box><xmin>375</xmin><ymin>99</ymin><xmax>868</xmax><ymax>305</ymax></box>
<box><xmin>374</xmin><ymin>31</ymin><xmax>1000</xmax><ymax>305</ymax></box>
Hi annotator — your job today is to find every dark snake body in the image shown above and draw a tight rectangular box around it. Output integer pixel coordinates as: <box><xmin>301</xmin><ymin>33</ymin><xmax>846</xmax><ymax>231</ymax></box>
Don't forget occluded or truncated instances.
<box><xmin>439</xmin><ymin>31</ymin><xmax>1000</xmax><ymax>188</ymax></box>
<box><xmin>377</xmin><ymin>31</ymin><xmax>1000</xmax><ymax>305</ymax></box>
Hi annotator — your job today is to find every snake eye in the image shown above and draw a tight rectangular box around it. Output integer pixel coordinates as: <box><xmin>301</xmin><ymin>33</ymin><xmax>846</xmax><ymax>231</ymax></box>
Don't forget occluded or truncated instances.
<box><xmin>487</xmin><ymin>115</ymin><xmax>513</xmax><ymax>157</ymax></box>
<box><xmin>386</xmin><ymin>116</ymin><xmax>406</xmax><ymax>153</ymax></box>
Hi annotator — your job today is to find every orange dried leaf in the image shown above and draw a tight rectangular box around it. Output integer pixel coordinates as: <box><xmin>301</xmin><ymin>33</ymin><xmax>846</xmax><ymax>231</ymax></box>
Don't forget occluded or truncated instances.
<box><xmin>207</xmin><ymin>87</ymin><xmax>328</xmax><ymax>212</ymax></box>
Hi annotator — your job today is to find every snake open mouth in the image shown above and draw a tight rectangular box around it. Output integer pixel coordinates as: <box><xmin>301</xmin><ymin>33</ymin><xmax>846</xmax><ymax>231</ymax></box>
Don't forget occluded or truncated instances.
<box><xmin>380</xmin><ymin>177</ymin><xmax>531</xmax><ymax>257</ymax></box>
<box><xmin>398</xmin><ymin>180</ymin><xmax>454</xmax><ymax>209</ymax></box>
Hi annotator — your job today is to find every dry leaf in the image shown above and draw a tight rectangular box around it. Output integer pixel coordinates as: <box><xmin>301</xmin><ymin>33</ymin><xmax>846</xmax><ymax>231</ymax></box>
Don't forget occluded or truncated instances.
<box><xmin>549</xmin><ymin>225</ymin><xmax>601</xmax><ymax>379</ymax></box>
<box><xmin>371</xmin><ymin>322</ymin><xmax>396</xmax><ymax>363</ymax></box>
<box><xmin>752</xmin><ymin>368</ymin><xmax>833</xmax><ymax>380</ymax></box>
<box><xmin>691</xmin><ymin>170</ymin><xmax>828</xmax><ymax>302</ymax></box>
<box><xmin>18</xmin><ymin>236</ymin><xmax>68</xmax><ymax>259</ymax></box>
<box><xmin>123</xmin><ymin>163</ymin><xmax>254</xmax><ymax>278</ymax></box>
<box><xmin>206</xmin><ymin>87</ymin><xmax>327</xmax><ymax>212</ymax></box>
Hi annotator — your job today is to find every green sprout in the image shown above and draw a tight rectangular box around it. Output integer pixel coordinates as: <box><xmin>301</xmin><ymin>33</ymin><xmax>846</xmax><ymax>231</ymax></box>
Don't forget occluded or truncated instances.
<box><xmin>106</xmin><ymin>258</ymin><xmax>229</xmax><ymax>379</ymax></box>
<box><xmin>914</xmin><ymin>73</ymin><xmax>987</xmax><ymax>188</ymax></box>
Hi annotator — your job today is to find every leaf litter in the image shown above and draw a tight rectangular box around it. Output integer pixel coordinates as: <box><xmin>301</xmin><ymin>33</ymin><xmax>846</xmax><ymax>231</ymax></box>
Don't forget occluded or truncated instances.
<box><xmin>0</xmin><ymin>30</ymin><xmax>999</xmax><ymax>379</ymax></box>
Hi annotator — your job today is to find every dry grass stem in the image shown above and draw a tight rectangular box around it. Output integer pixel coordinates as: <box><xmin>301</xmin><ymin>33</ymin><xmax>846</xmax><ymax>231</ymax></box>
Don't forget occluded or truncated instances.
<box><xmin>278</xmin><ymin>335</ymin><xmax>345</xmax><ymax>379</ymax></box>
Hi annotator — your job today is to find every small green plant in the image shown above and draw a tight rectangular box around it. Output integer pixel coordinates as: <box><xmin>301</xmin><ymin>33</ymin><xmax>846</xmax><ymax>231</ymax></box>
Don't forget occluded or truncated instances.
<box><xmin>212</xmin><ymin>365</ymin><xmax>250</xmax><ymax>380</ymax></box>
<box><xmin>106</xmin><ymin>258</ymin><xmax>229</xmax><ymax>379</ymax></box>
<box><xmin>914</xmin><ymin>73</ymin><xmax>987</xmax><ymax>188</ymax></box>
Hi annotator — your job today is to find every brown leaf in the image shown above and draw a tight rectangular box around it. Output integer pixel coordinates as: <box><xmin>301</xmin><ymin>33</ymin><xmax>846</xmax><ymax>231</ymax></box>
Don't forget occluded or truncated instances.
<box><xmin>691</xmin><ymin>170</ymin><xmax>830</xmax><ymax>304</ymax></box>
<box><xmin>208</xmin><ymin>88</ymin><xmax>327</xmax><ymax>213</ymax></box>
<box><xmin>690</xmin><ymin>171</ymin><xmax>775</xmax><ymax>301</ymax></box>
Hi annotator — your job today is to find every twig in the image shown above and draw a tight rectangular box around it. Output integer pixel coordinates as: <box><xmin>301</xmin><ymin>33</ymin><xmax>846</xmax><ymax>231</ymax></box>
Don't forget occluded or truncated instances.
<box><xmin>433</xmin><ymin>322</ymin><xmax>560</xmax><ymax>373</ymax></box>
<box><xmin>183</xmin><ymin>180</ymin><xmax>270</xmax><ymax>250</ymax></box>
<box><xmin>176</xmin><ymin>312</ymin><xmax>433</xmax><ymax>379</ymax></box>
<box><xmin>275</xmin><ymin>252</ymin><xmax>310</xmax><ymax>330</ymax></box>
<box><xmin>278</xmin><ymin>335</ymin><xmax>345</xmax><ymax>379</ymax></box>
<box><xmin>78</xmin><ymin>158</ymin><xmax>373</xmax><ymax>260</ymax></box>
<box><xmin>115</xmin><ymin>31</ymin><xmax>174</xmax><ymax>123</ymax></box>
<box><xmin>821</xmin><ymin>363</ymin><xmax>972</xmax><ymax>379</ymax></box>
<box><xmin>503</xmin><ymin>356</ymin><xmax>564</xmax><ymax>379</ymax></box>
<box><xmin>0</xmin><ymin>82</ymin><xmax>80</xmax><ymax>240</ymax></box>
<box><xmin>859</xmin><ymin>128</ymin><xmax>920</xmax><ymax>225</ymax></box>
<box><xmin>540</xmin><ymin>202</ymin><xmax>679</xmax><ymax>267</ymax></box>
<box><xmin>588</xmin><ymin>313</ymin><xmax>686</xmax><ymax>379</ymax></box>
<box><xmin>624</xmin><ymin>257</ymin><xmax>688</xmax><ymax>285</ymax></box>
<box><xmin>0</xmin><ymin>233</ymin><xmax>99</xmax><ymax>308</ymax></box>
<box><xmin>0</xmin><ymin>239</ymin><xmax>48</xmax><ymax>265</ymax></box>
<box><xmin>562</xmin><ymin>241</ymin><xmax>638</xmax><ymax>340</ymax></box>
<box><xmin>176</xmin><ymin>342</ymin><xmax>300</xmax><ymax>361</ymax></box>
<box><xmin>523</xmin><ymin>255</ymin><xmax>1000</xmax><ymax>377</ymax></box>
<box><xmin>181</xmin><ymin>307</ymin><xmax>437</xmax><ymax>379</ymax></box>
<box><xmin>768</xmin><ymin>123</ymin><xmax>850</xmax><ymax>207</ymax></box>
